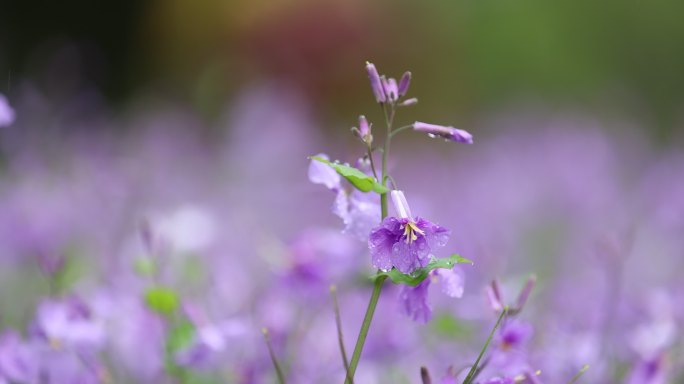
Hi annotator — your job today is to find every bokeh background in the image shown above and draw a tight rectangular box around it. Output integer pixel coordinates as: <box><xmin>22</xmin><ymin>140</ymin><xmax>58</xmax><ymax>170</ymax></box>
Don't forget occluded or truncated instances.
<box><xmin>1</xmin><ymin>1</ymin><xmax>683</xmax><ymax>383</ymax></box>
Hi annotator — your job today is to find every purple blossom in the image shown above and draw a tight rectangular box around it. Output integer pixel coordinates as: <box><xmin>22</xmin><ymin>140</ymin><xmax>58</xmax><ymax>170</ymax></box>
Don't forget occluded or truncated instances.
<box><xmin>626</xmin><ymin>354</ymin><xmax>667</xmax><ymax>384</ymax></box>
<box><xmin>0</xmin><ymin>94</ymin><xmax>15</xmax><ymax>128</ymax></box>
<box><xmin>368</xmin><ymin>190</ymin><xmax>449</xmax><ymax>273</ymax></box>
<box><xmin>30</xmin><ymin>297</ymin><xmax>106</xmax><ymax>352</ymax></box>
<box><xmin>308</xmin><ymin>154</ymin><xmax>380</xmax><ymax>240</ymax></box>
<box><xmin>399</xmin><ymin>279</ymin><xmax>432</xmax><ymax>323</ymax></box>
<box><xmin>413</xmin><ymin>121</ymin><xmax>473</xmax><ymax>144</ymax></box>
<box><xmin>175</xmin><ymin>319</ymin><xmax>248</xmax><ymax>369</ymax></box>
<box><xmin>399</xmin><ymin>267</ymin><xmax>465</xmax><ymax>323</ymax></box>
<box><xmin>0</xmin><ymin>331</ymin><xmax>38</xmax><ymax>383</ymax></box>
<box><xmin>495</xmin><ymin>320</ymin><xmax>533</xmax><ymax>351</ymax></box>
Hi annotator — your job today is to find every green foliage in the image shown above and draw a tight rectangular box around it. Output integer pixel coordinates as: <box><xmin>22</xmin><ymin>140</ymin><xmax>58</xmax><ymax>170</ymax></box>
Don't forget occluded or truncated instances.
<box><xmin>310</xmin><ymin>156</ymin><xmax>388</xmax><ymax>194</ymax></box>
<box><xmin>371</xmin><ymin>254</ymin><xmax>472</xmax><ymax>286</ymax></box>
<box><xmin>144</xmin><ymin>287</ymin><xmax>180</xmax><ymax>315</ymax></box>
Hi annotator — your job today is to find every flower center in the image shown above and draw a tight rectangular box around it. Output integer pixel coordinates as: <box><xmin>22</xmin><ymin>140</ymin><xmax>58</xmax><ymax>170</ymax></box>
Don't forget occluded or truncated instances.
<box><xmin>402</xmin><ymin>221</ymin><xmax>425</xmax><ymax>244</ymax></box>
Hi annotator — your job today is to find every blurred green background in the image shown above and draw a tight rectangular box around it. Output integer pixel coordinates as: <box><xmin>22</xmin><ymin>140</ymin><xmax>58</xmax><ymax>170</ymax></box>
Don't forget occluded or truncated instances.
<box><xmin>2</xmin><ymin>0</ymin><xmax>683</xmax><ymax>141</ymax></box>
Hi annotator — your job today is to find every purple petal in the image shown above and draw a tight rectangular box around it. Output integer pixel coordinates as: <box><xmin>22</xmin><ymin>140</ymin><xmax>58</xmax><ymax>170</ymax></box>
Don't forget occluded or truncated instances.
<box><xmin>435</xmin><ymin>267</ymin><xmax>465</xmax><ymax>298</ymax></box>
<box><xmin>368</xmin><ymin>220</ymin><xmax>398</xmax><ymax>271</ymax></box>
<box><xmin>308</xmin><ymin>154</ymin><xmax>341</xmax><ymax>190</ymax></box>
<box><xmin>416</xmin><ymin>218</ymin><xmax>450</xmax><ymax>249</ymax></box>
<box><xmin>399</xmin><ymin>280</ymin><xmax>432</xmax><ymax>323</ymax></box>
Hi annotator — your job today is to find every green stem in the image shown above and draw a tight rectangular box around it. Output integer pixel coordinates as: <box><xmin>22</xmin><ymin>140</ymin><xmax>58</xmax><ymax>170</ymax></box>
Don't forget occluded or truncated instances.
<box><xmin>262</xmin><ymin>328</ymin><xmax>286</xmax><ymax>384</ymax></box>
<box><xmin>330</xmin><ymin>285</ymin><xmax>350</xmax><ymax>376</ymax></box>
<box><xmin>345</xmin><ymin>103</ymin><xmax>395</xmax><ymax>383</ymax></box>
<box><xmin>463</xmin><ymin>307</ymin><xmax>508</xmax><ymax>384</ymax></box>
<box><xmin>567</xmin><ymin>364</ymin><xmax>590</xmax><ymax>384</ymax></box>
<box><xmin>345</xmin><ymin>274</ymin><xmax>387</xmax><ymax>383</ymax></box>
<box><xmin>389</xmin><ymin>124</ymin><xmax>413</xmax><ymax>138</ymax></box>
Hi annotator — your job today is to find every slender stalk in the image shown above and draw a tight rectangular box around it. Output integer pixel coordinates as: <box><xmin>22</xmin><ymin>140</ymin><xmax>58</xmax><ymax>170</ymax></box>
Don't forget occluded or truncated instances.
<box><xmin>330</xmin><ymin>285</ymin><xmax>350</xmax><ymax>378</ymax></box>
<box><xmin>345</xmin><ymin>103</ymin><xmax>395</xmax><ymax>383</ymax></box>
<box><xmin>262</xmin><ymin>328</ymin><xmax>286</xmax><ymax>384</ymax></box>
<box><xmin>366</xmin><ymin>147</ymin><xmax>380</xmax><ymax>181</ymax></box>
<box><xmin>345</xmin><ymin>274</ymin><xmax>387</xmax><ymax>383</ymax></box>
<box><xmin>567</xmin><ymin>364</ymin><xmax>590</xmax><ymax>384</ymax></box>
<box><xmin>389</xmin><ymin>124</ymin><xmax>414</xmax><ymax>138</ymax></box>
<box><xmin>463</xmin><ymin>307</ymin><xmax>508</xmax><ymax>384</ymax></box>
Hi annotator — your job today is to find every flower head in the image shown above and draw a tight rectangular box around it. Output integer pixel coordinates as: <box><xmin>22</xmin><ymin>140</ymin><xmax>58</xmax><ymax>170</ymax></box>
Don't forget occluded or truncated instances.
<box><xmin>368</xmin><ymin>190</ymin><xmax>450</xmax><ymax>273</ymax></box>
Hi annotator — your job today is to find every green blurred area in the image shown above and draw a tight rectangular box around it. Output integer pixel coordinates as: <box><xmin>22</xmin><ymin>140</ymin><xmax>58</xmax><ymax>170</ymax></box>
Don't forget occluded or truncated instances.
<box><xmin>2</xmin><ymin>0</ymin><xmax>683</xmax><ymax>137</ymax></box>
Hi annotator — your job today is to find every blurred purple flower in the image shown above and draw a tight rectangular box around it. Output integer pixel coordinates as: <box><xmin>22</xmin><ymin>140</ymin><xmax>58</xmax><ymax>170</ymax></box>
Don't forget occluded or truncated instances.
<box><xmin>0</xmin><ymin>331</ymin><xmax>38</xmax><ymax>383</ymax></box>
<box><xmin>0</xmin><ymin>94</ymin><xmax>15</xmax><ymax>127</ymax></box>
<box><xmin>413</xmin><ymin>121</ymin><xmax>473</xmax><ymax>144</ymax></box>
<box><xmin>626</xmin><ymin>353</ymin><xmax>667</xmax><ymax>384</ymax></box>
<box><xmin>308</xmin><ymin>154</ymin><xmax>380</xmax><ymax>240</ymax></box>
<box><xmin>368</xmin><ymin>190</ymin><xmax>450</xmax><ymax>273</ymax></box>
<box><xmin>30</xmin><ymin>297</ymin><xmax>105</xmax><ymax>352</ymax></box>
<box><xmin>175</xmin><ymin>319</ymin><xmax>248</xmax><ymax>369</ymax></box>
<box><xmin>399</xmin><ymin>267</ymin><xmax>465</xmax><ymax>323</ymax></box>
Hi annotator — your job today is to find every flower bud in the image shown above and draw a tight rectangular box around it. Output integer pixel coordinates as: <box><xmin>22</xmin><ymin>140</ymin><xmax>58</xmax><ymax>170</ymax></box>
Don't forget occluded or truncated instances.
<box><xmin>413</xmin><ymin>121</ymin><xmax>473</xmax><ymax>144</ymax></box>
<box><xmin>365</xmin><ymin>62</ymin><xmax>386</xmax><ymax>103</ymax></box>
<box><xmin>399</xmin><ymin>98</ymin><xmax>418</xmax><ymax>107</ymax></box>
<box><xmin>398</xmin><ymin>71</ymin><xmax>411</xmax><ymax>97</ymax></box>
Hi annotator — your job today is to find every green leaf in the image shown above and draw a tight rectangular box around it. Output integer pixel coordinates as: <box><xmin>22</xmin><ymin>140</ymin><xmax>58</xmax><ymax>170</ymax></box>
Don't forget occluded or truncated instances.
<box><xmin>371</xmin><ymin>254</ymin><xmax>473</xmax><ymax>286</ymax></box>
<box><xmin>310</xmin><ymin>156</ymin><xmax>388</xmax><ymax>194</ymax></box>
<box><xmin>164</xmin><ymin>320</ymin><xmax>196</xmax><ymax>376</ymax></box>
<box><xmin>144</xmin><ymin>287</ymin><xmax>180</xmax><ymax>315</ymax></box>
<box><xmin>166</xmin><ymin>320</ymin><xmax>196</xmax><ymax>354</ymax></box>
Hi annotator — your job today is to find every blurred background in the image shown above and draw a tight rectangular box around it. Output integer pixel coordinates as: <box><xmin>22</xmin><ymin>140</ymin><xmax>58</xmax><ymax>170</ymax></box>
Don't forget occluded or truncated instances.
<box><xmin>1</xmin><ymin>1</ymin><xmax>684</xmax><ymax>383</ymax></box>
<box><xmin>3</xmin><ymin>0</ymin><xmax>684</xmax><ymax>140</ymax></box>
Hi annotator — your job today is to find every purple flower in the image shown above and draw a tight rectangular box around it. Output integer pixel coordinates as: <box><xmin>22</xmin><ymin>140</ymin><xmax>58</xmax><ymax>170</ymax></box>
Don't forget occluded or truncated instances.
<box><xmin>626</xmin><ymin>353</ymin><xmax>667</xmax><ymax>384</ymax></box>
<box><xmin>413</xmin><ymin>121</ymin><xmax>473</xmax><ymax>144</ymax></box>
<box><xmin>30</xmin><ymin>297</ymin><xmax>105</xmax><ymax>352</ymax></box>
<box><xmin>0</xmin><ymin>331</ymin><xmax>38</xmax><ymax>383</ymax></box>
<box><xmin>0</xmin><ymin>94</ymin><xmax>15</xmax><ymax>128</ymax></box>
<box><xmin>308</xmin><ymin>154</ymin><xmax>380</xmax><ymax>240</ymax></box>
<box><xmin>495</xmin><ymin>320</ymin><xmax>533</xmax><ymax>351</ymax></box>
<box><xmin>368</xmin><ymin>190</ymin><xmax>449</xmax><ymax>273</ymax></box>
<box><xmin>399</xmin><ymin>267</ymin><xmax>465</xmax><ymax>323</ymax></box>
<box><xmin>399</xmin><ymin>279</ymin><xmax>432</xmax><ymax>323</ymax></box>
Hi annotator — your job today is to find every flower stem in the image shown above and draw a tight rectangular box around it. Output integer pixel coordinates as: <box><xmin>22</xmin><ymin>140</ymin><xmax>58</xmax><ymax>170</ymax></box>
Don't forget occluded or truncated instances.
<box><xmin>345</xmin><ymin>274</ymin><xmax>387</xmax><ymax>383</ymax></box>
<box><xmin>345</xmin><ymin>103</ymin><xmax>395</xmax><ymax>383</ymax></box>
<box><xmin>330</xmin><ymin>285</ymin><xmax>350</xmax><ymax>377</ymax></box>
<box><xmin>262</xmin><ymin>328</ymin><xmax>286</xmax><ymax>384</ymax></box>
<box><xmin>463</xmin><ymin>307</ymin><xmax>508</xmax><ymax>384</ymax></box>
